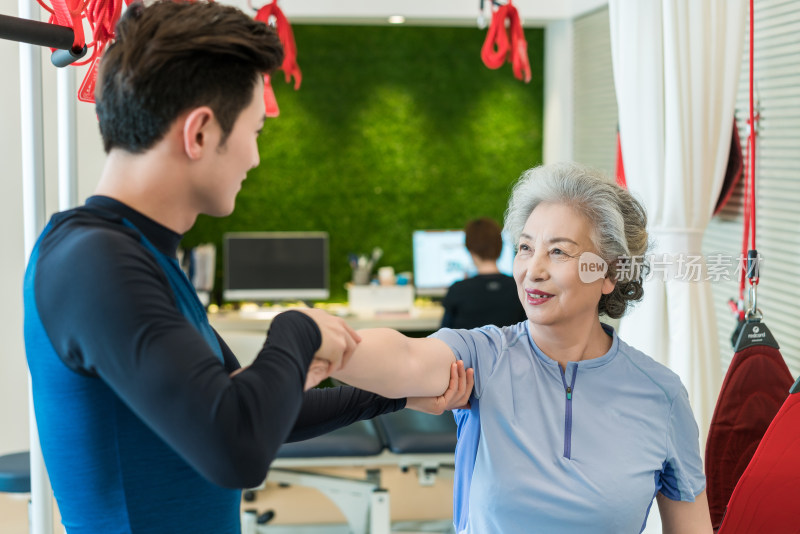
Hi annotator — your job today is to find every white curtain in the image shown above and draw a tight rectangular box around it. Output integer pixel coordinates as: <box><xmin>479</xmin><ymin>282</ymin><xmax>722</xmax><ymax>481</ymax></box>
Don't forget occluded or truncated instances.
<box><xmin>609</xmin><ymin>2</ymin><xmax>746</xmax><ymax>531</ymax></box>
<box><xmin>608</xmin><ymin>0</ymin><xmax>746</xmax><ymax>470</ymax></box>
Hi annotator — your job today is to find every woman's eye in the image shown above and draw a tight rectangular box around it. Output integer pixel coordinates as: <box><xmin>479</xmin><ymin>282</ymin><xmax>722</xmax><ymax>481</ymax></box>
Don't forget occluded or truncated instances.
<box><xmin>518</xmin><ymin>243</ymin><xmax>531</xmax><ymax>252</ymax></box>
<box><xmin>550</xmin><ymin>248</ymin><xmax>573</xmax><ymax>261</ymax></box>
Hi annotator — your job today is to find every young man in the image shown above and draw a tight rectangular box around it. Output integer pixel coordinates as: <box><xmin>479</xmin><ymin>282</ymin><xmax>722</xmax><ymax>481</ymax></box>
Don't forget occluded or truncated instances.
<box><xmin>23</xmin><ymin>2</ymin><xmax>469</xmax><ymax>532</ymax></box>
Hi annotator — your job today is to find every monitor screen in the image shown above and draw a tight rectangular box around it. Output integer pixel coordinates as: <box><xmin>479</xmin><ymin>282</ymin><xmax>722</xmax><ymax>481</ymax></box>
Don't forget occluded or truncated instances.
<box><xmin>412</xmin><ymin>229</ymin><xmax>515</xmax><ymax>297</ymax></box>
<box><xmin>223</xmin><ymin>232</ymin><xmax>329</xmax><ymax>302</ymax></box>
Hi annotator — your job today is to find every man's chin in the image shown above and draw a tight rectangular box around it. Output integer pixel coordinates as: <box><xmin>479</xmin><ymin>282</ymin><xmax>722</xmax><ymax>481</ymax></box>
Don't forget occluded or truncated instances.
<box><xmin>204</xmin><ymin>203</ymin><xmax>235</xmax><ymax>218</ymax></box>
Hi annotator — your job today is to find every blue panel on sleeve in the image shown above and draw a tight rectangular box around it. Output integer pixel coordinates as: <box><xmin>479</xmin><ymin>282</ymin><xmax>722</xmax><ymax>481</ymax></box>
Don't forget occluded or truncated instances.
<box><xmin>658</xmin><ymin>459</ymin><xmax>681</xmax><ymax>500</ymax></box>
<box><xmin>452</xmin><ymin>400</ymin><xmax>481</xmax><ymax>532</ymax></box>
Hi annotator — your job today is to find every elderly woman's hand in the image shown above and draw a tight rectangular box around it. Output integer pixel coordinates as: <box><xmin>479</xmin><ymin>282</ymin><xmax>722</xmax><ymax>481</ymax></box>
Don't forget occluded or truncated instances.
<box><xmin>405</xmin><ymin>360</ymin><xmax>474</xmax><ymax>415</ymax></box>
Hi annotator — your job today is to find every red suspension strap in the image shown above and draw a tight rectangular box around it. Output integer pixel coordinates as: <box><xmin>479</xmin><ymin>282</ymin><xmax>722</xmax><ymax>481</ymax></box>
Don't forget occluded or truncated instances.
<box><xmin>480</xmin><ymin>0</ymin><xmax>530</xmax><ymax>83</ymax></box>
<box><xmin>737</xmin><ymin>0</ymin><xmax>760</xmax><ymax>320</ymax></box>
<box><xmin>40</xmin><ymin>0</ymin><xmax>130</xmax><ymax>102</ymax></box>
<box><xmin>83</xmin><ymin>0</ymin><xmax>125</xmax><ymax>61</ymax></box>
<box><xmin>255</xmin><ymin>0</ymin><xmax>301</xmax><ymax>90</ymax></box>
<box><xmin>47</xmin><ymin>0</ymin><xmax>86</xmax><ymax>52</ymax></box>
<box><xmin>254</xmin><ymin>0</ymin><xmax>302</xmax><ymax>117</ymax></box>
<box><xmin>76</xmin><ymin>0</ymin><xmax>130</xmax><ymax>103</ymax></box>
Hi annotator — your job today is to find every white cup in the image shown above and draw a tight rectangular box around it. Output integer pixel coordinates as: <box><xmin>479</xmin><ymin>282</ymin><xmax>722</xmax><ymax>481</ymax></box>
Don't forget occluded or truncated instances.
<box><xmin>378</xmin><ymin>266</ymin><xmax>395</xmax><ymax>286</ymax></box>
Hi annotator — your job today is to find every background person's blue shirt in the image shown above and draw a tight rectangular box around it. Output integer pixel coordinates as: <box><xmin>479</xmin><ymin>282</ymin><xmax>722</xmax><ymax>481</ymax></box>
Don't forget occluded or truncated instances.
<box><xmin>432</xmin><ymin>321</ymin><xmax>705</xmax><ymax>534</ymax></box>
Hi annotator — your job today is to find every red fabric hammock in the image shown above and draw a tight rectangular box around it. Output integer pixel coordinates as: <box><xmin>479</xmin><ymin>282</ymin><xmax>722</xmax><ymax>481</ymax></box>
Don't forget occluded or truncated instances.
<box><xmin>480</xmin><ymin>0</ymin><xmax>530</xmax><ymax>83</ymax></box>
<box><xmin>704</xmin><ymin>333</ymin><xmax>793</xmax><ymax>530</ymax></box>
<box><xmin>714</xmin><ymin>120</ymin><xmax>743</xmax><ymax>215</ymax></box>
<box><xmin>704</xmin><ymin>2</ymin><xmax>796</xmax><ymax>530</ymax></box>
<box><xmin>716</xmin><ymin>383</ymin><xmax>800</xmax><ymax>534</ymax></box>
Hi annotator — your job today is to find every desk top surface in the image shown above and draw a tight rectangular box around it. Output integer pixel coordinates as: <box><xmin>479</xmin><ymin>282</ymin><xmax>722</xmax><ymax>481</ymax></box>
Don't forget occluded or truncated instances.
<box><xmin>208</xmin><ymin>305</ymin><xmax>444</xmax><ymax>333</ymax></box>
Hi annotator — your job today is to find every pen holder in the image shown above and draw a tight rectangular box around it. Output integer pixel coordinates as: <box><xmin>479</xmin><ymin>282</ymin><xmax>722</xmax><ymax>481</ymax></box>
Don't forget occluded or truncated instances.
<box><xmin>349</xmin><ymin>247</ymin><xmax>383</xmax><ymax>286</ymax></box>
<box><xmin>352</xmin><ymin>267</ymin><xmax>372</xmax><ymax>285</ymax></box>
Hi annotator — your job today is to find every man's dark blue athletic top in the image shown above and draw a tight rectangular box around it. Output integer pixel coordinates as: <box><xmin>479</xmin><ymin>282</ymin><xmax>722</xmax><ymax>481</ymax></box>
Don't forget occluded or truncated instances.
<box><xmin>23</xmin><ymin>196</ymin><xmax>404</xmax><ymax>534</ymax></box>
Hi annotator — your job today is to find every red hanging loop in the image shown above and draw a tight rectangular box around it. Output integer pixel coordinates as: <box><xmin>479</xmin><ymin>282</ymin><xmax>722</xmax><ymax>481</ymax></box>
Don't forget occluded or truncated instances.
<box><xmin>40</xmin><ymin>0</ymin><xmax>130</xmax><ymax>102</ymax></box>
<box><xmin>76</xmin><ymin>0</ymin><xmax>131</xmax><ymax>103</ymax></box>
<box><xmin>481</xmin><ymin>4</ymin><xmax>510</xmax><ymax>69</ymax></box>
<box><xmin>36</xmin><ymin>0</ymin><xmax>55</xmax><ymax>15</ymax></box>
<box><xmin>262</xmin><ymin>74</ymin><xmax>280</xmax><ymax>118</ymax></box>
<box><xmin>255</xmin><ymin>1</ymin><xmax>302</xmax><ymax>90</ymax></box>
<box><xmin>480</xmin><ymin>0</ymin><xmax>530</xmax><ymax>83</ymax></box>
<box><xmin>253</xmin><ymin>0</ymin><xmax>302</xmax><ymax>118</ymax></box>
<box><xmin>48</xmin><ymin>0</ymin><xmax>87</xmax><ymax>52</ymax></box>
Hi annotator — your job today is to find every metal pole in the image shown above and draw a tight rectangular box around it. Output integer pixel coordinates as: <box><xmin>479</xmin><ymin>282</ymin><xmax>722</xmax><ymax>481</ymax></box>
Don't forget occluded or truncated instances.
<box><xmin>0</xmin><ymin>13</ymin><xmax>74</xmax><ymax>50</ymax></box>
<box><xmin>19</xmin><ymin>0</ymin><xmax>55</xmax><ymax>530</ymax></box>
<box><xmin>57</xmin><ymin>66</ymin><xmax>78</xmax><ymax>210</ymax></box>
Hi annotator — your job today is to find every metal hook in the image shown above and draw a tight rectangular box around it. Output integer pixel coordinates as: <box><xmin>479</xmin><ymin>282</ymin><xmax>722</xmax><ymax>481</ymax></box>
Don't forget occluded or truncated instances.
<box><xmin>745</xmin><ymin>284</ymin><xmax>762</xmax><ymax>320</ymax></box>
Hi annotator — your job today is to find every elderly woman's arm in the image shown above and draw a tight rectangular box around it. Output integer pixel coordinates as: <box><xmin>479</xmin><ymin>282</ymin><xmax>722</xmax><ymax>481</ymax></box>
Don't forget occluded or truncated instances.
<box><xmin>331</xmin><ymin>328</ymin><xmax>456</xmax><ymax>399</ymax></box>
<box><xmin>657</xmin><ymin>490</ymin><xmax>712</xmax><ymax>534</ymax></box>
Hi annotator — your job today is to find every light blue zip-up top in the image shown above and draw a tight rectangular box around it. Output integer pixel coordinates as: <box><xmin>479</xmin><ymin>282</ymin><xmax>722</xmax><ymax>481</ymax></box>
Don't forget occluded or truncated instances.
<box><xmin>432</xmin><ymin>321</ymin><xmax>705</xmax><ymax>534</ymax></box>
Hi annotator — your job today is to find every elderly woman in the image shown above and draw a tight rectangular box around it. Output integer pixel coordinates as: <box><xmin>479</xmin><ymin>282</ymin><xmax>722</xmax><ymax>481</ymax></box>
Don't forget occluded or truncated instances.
<box><xmin>333</xmin><ymin>162</ymin><xmax>710</xmax><ymax>533</ymax></box>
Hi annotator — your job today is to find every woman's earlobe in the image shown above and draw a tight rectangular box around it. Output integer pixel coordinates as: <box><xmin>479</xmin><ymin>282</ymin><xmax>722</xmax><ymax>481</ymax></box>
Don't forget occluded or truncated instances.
<box><xmin>601</xmin><ymin>276</ymin><xmax>617</xmax><ymax>295</ymax></box>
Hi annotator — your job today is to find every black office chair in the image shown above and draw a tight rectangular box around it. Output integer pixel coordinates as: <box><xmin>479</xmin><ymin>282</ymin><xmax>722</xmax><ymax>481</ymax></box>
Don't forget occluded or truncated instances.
<box><xmin>0</xmin><ymin>451</ymin><xmax>30</xmax><ymax>493</ymax></box>
<box><xmin>0</xmin><ymin>451</ymin><xmax>31</xmax><ymax>533</ymax></box>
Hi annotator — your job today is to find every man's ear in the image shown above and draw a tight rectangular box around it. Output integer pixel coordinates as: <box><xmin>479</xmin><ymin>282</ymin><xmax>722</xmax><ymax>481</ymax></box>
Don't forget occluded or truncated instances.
<box><xmin>182</xmin><ymin>107</ymin><xmax>216</xmax><ymax>160</ymax></box>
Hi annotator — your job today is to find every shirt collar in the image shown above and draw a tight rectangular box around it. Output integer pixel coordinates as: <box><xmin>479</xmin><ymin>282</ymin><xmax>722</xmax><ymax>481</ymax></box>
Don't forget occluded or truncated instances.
<box><xmin>86</xmin><ymin>195</ymin><xmax>183</xmax><ymax>258</ymax></box>
<box><xmin>525</xmin><ymin>321</ymin><xmax>619</xmax><ymax>370</ymax></box>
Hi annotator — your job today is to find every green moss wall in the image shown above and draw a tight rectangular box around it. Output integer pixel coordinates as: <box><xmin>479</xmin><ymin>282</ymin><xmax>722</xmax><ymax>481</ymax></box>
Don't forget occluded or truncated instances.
<box><xmin>183</xmin><ymin>24</ymin><xmax>544</xmax><ymax>302</ymax></box>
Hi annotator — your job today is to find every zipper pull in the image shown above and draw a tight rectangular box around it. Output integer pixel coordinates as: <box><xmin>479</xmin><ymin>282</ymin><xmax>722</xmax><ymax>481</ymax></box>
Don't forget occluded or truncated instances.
<box><xmin>566</xmin><ymin>386</ymin><xmax>572</xmax><ymax>400</ymax></box>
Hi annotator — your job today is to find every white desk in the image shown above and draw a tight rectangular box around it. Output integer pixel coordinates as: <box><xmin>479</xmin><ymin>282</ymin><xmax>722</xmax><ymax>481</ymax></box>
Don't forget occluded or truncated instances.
<box><xmin>208</xmin><ymin>306</ymin><xmax>444</xmax><ymax>365</ymax></box>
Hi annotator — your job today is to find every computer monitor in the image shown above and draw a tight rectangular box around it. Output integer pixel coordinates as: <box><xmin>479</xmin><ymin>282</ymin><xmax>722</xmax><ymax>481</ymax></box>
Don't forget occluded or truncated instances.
<box><xmin>412</xmin><ymin>229</ymin><xmax>515</xmax><ymax>297</ymax></box>
<box><xmin>223</xmin><ymin>232</ymin><xmax>329</xmax><ymax>302</ymax></box>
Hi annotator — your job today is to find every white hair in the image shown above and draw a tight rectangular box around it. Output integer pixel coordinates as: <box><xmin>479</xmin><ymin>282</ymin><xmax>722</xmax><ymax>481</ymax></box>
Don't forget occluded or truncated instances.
<box><xmin>503</xmin><ymin>162</ymin><xmax>650</xmax><ymax>318</ymax></box>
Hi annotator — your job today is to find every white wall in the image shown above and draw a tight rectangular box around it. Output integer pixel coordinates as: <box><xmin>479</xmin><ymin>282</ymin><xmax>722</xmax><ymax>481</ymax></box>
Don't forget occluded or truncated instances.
<box><xmin>543</xmin><ymin>19</ymin><xmax>575</xmax><ymax>164</ymax></box>
<box><xmin>0</xmin><ymin>2</ymin><xmax>28</xmax><ymax>457</ymax></box>
<box><xmin>0</xmin><ymin>0</ymin><xmax>105</xmax><ymax>455</ymax></box>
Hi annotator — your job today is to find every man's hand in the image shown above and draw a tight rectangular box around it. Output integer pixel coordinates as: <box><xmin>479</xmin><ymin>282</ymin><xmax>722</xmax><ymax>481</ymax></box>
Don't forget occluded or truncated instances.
<box><xmin>297</xmin><ymin>308</ymin><xmax>361</xmax><ymax>373</ymax></box>
<box><xmin>229</xmin><ymin>367</ymin><xmax>245</xmax><ymax>378</ymax></box>
<box><xmin>231</xmin><ymin>309</ymin><xmax>359</xmax><ymax>391</ymax></box>
<box><xmin>406</xmin><ymin>360</ymin><xmax>474</xmax><ymax>415</ymax></box>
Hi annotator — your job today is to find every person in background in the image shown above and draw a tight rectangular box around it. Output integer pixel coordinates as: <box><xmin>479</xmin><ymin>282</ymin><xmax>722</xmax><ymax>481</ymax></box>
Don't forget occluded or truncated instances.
<box><xmin>333</xmin><ymin>162</ymin><xmax>712</xmax><ymax>534</ymax></box>
<box><xmin>23</xmin><ymin>2</ymin><xmax>469</xmax><ymax>532</ymax></box>
<box><xmin>441</xmin><ymin>217</ymin><xmax>527</xmax><ymax>329</ymax></box>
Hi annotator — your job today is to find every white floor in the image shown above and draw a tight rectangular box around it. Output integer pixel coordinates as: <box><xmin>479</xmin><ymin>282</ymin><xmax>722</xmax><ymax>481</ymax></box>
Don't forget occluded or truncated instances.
<box><xmin>0</xmin><ymin>465</ymin><xmax>454</xmax><ymax>534</ymax></box>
